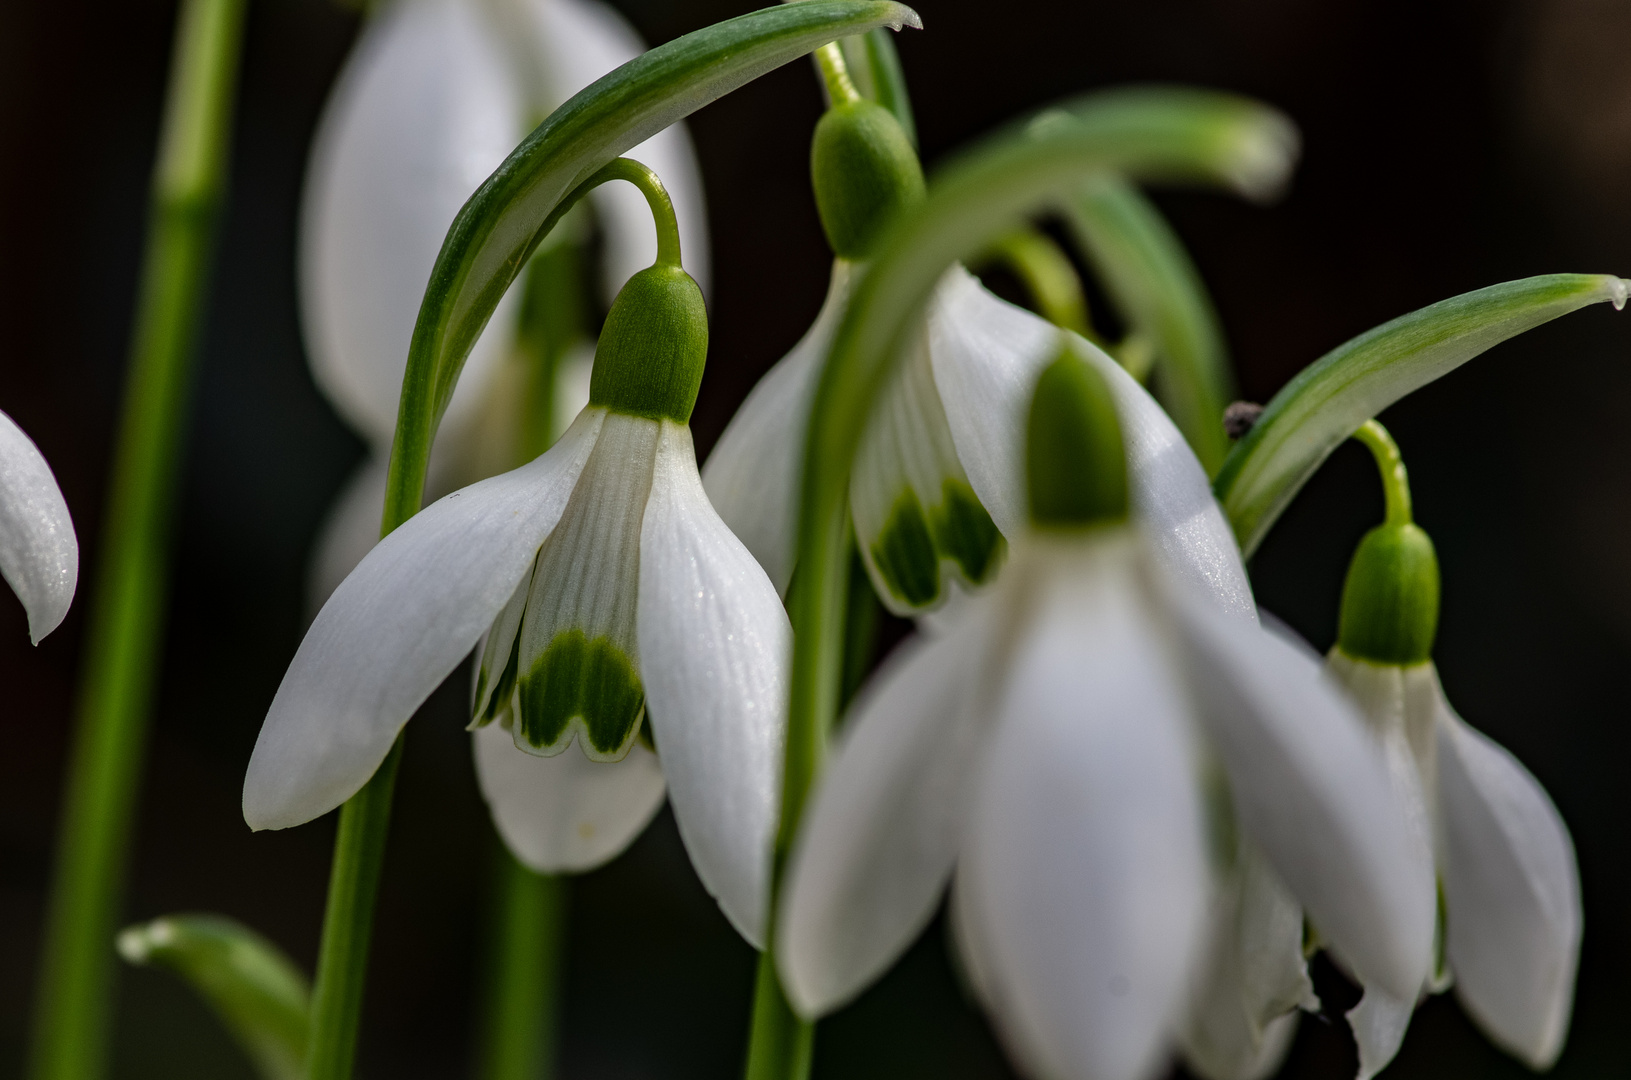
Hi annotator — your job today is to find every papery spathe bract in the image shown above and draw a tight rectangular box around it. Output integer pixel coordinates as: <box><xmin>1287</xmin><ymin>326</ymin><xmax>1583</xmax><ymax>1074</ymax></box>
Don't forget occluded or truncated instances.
<box><xmin>0</xmin><ymin>409</ymin><xmax>77</xmax><ymax>644</ymax></box>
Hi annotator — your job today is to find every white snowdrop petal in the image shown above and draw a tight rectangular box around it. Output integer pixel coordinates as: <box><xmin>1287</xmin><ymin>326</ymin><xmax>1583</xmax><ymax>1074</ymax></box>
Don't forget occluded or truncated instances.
<box><xmin>702</xmin><ymin>262</ymin><xmax>853</xmax><ymax>595</ymax></box>
<box><xmin>1347</xmin><ymin>986</ymin><xmax>1416</xmax><ymax>1080</ymax></box>
<box><xmin>1180</xmin><ymin>846</ymin><xmax>1315</xmax><ymax>1080</ymax></box>
<box><xmin>961</xmin><ymin>536</ymin><xmax>1210</xmax><ymax>1080</ymax></box>
<box><xmin>1167</xmin><ymin>584</ymin><xmax>1436</xmax><ymax>1001</ymax></box>
<box><xmin>243</xmin><ymin>410</ymin><xmax>604</xmax><ymax>831</ymax></box>
<box><xmin>778</xmin><ymin>601</ymin><xmax>1000</xmax><ymax>1016</ymax></box>
<box><xmin>472</xmin><ymin>721</ymin><xmax>666</xmax><ymax>873</ymax></box>
<box><xmin>0</xmin><ymin>410</ymin><xmax>77</xmax><ymax>644</ymax></box>
<box><xmin>1437</xmin><ymin>700</ymin><xmax>1581</xmax><ymax>1069</ymax></box>
<box><xmin>638</xmin><ymin>423</ymin><xmax>791</xmax><ymax>947</ymax></box>
<box><xmin>928</xmin><ymin>270</ymin><xmax>1255</xmax><ymax>621</ymax></box>
<box><xmin>299</xmin><ymin>0</ymin><xmax>523</xmax><ymax>446</ymax></box>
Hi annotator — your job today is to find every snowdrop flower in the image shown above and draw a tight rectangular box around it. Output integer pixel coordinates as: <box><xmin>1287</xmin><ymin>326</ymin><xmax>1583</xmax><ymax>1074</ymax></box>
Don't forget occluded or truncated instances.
<box><xmin>704</xmin><ymin>101</ymin><xmax>1253</xmax><ymax>624</ymax></box>
<box><xmin>776</xmin><ymin>348</ymin><xmax>1435</xmax><ymax>1080</ymax></box>
<box><xmin>0</xmin><ymin>409</ymin><xmax>77</xmax><ymax>643</ymax></box>
<box><xmin>301</xmin><ymin>0</ymin><xmax>707</xmax><ymax>603</ymax></box>
<box><xmin>1323</xmin><ymin>422</ymin><xmax>1581</xmax><ymax>1078</ymax></box>
<box><xmin>246</xmin><ymin>222</ymin><xmax>790</xmax><ymax>946</ymax></box>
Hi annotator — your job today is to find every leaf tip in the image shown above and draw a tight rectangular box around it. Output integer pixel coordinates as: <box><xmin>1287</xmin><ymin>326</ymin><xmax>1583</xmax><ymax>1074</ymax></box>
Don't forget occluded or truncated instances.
<box><xmin>1229</xmin><ymin>108</ymin><xmax>1301</xmax><ymax>204</ymax></box>
<box><xmin>887</xmin><ymin>3</ymin><xmax>923</xmax><ymax>30</ymax></box>
<box><xmin>116</xmin><ymin>919</ymin><xmax>173</xmax><ymax>965</ymax></box>
<box><xmin>1610</xmin><ymin>277</ymin><xmax>1629</xmax><ymax>311</ymax></box>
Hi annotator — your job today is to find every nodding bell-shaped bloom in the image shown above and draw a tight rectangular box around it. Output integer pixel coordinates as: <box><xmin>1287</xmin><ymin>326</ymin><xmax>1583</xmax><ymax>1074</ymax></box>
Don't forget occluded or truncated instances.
<box><xmin>245</xmin><ymin>257</ymin><xmax>790</xmax><ymax>946</ymax></box>
<box><xmin>0</xmin><ymin>409</ymin><xmax>77</xmax><ymax>643</ymax></box>
<box><xmin>704</xmin><ymin>100</ymin><xmax>1255</xmax><ymax>624</ymax></box>
<box><xmin>1321</xmin><ymin>426</ymin><xmax>1581</xmax><ymax>1079</ymax></box>
<box><xmin>776</xmin><ymin>349</ymin><xmax>1436</xmax><ymax>1080</ymax></box>
<box><xmin>301</xmin><ymin>0</ymin><xmax>707</xmax><ymax>603</ymax></box>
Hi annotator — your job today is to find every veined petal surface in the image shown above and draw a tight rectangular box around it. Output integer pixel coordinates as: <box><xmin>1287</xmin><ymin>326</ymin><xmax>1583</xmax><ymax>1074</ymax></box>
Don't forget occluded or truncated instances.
<box><xmin>299</xmin><ymin>0</ymin><xmax>523</xmax><ymax>446</ymax></box>
<box><xmin>959</xmin><ymin>534</ymin><xmax>1210</xmax><ymax>1080</ymax></box>
<box><xmin>778</xmin><ymin>594</ymin><xmax>1003</xmax><ymax>1016</ymax></box>
<box><xmin>1166</xmin><ymin>583</ymin><xmax>1435</xmax><ymax>1001</ymax></box>
<box><xmin>472</xmin><ymin>720</ymin><xmax>666</xmax><ymax>873</ymax></box>
<box><xmin>703</xmin><ymin>261</ymin><xmax>853</xmax><ymax>595</ymax></box>
<box><xmin>928</xmin><ymin>270</ymin><xmax>1254</xmax><ymax>620</ymax></box>
<box><xmin>638</xmin><ymin>422</ymin><xmax>790</xmax><ymax>947</ymax></box>
<box><xmin>0</xmin><ymin>409</ymin><xmax>77</xmax><ymax>643</ymax></box>
<box><xmin>244</xmin><ymin>410</ymin><xmax>604</xmax><ymax>831</ymax></box>
<box><xmin>1437</xmin><ymin>699</ymin><xmax>1581</xmax><ymax>1068</ymax></box>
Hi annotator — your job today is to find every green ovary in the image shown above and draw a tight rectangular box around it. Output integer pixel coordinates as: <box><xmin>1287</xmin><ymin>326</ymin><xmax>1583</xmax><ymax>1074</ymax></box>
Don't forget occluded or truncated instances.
<box><xmin>517</xmin><ymin>629</ymin><xmax>646</xmax><ymax>759</ymax></box>
<box><xmin>869</xmin><ymin>480</ymin><xmax>1003</xmax><ymax>609</ymax></box>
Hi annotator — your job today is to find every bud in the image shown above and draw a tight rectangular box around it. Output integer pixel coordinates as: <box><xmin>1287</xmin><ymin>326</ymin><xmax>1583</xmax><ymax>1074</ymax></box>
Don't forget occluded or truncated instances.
<box><xmin>1026</xmin><ymin>346</ymin><xmax>1128</xmax><ymax>527</ymax></box>
<box><xmin>589</xmin><ymin>264</ymin><xmax>709</xmax><ymax>423</ymax></box>
<box><xmin>810</xmin><ymin>100</ymin><xmax>925</xmax><ymax>258</ymax></box>
<box><xmin>1336</xmin><ymin>522</ymin><xmax>1440</xmax><ymax>665</ymax></box>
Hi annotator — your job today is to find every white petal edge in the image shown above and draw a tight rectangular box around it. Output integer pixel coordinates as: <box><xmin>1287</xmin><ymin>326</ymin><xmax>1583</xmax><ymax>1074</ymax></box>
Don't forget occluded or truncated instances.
<box><xmin>929</xmin><ymin>269</ymin><xmax>1255</xmax><ymax>621</ymax></box>
<box><xmin>637</xmin><ymin>422</ymin><xmax>791</xmax><ymax>947</ymax></box>
<box><xmin>0</xmin><ymin>409</ymin><xmax>77</xmax><ymax>643</ymax></box>
<box><xmin>777</xmin><ymin>596</ymin><xmax>1001</xmax><ymax>1017</ymax></box>
<box><xmin>1165</xmin><ymin>579</ymin><xmax>1436</xmax><ymax>1001</ymax></box>
<box><xmin>1347</xmin><ymin>986</ymin><xmax>1415</xmax><ymax>1080</ymax></box>
<box><xmin>244</xmin><ymin>409</ymin><xmax>604</xmax><ymax>831</ymax></box>
<box><xmin>472</xmin><ymin>721</ymin><xmax>666</xmax><ymax>873</ymax></box>
<box><xmin>298</xmin><ymin>0</ymin><xmax>523</xmax><ymax>446</ymax></box>
<box><xmin>1437</xmin><ymin>699</ymin><xmax>1581</xmax><ymax>1068</ymax></box>
<box><xmin>958</xmin><ymin>534</ymin><xmax>1211</xmax><ymax>1080</ymax></box>
<box><xmin>702</xmin><ymin>261</ymin><xmax>853</xmax><ymax>595</ymax></box>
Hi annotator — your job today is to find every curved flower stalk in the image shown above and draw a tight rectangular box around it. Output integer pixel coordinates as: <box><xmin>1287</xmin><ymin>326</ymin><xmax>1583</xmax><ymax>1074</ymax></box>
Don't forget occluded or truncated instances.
<box><xmin>0</xmin><ymin>409</ymin><xmax>77</xmax><ymax>643</ymax></box>
<box><xmin>703</xmin><ymin>85</ymin><xmax>1296</xmax><ymax>618</ymax></box>
<box><xmin>1321</xmin><ymin>422</ymin><xmax>1581</xmax><ymax>1079</ymax></box>
<box><xmin>777</xmin><ymin>350</ymin><xmax>1434</xmax><ymax>1080</ymax></box>
<box><xmin>301</xmin><ymin>0</ymin><xmax>709</xmax><ymax>602</ymax></box>
<box><xmin>248</xmin><ymin>162</ymin><xmax>790</xmax><ymax>946</ymax></box>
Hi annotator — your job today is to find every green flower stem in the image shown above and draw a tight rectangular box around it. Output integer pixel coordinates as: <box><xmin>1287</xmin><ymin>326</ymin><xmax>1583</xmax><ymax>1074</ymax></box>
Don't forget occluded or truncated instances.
<box><xmin>479</xmin><ymin>853</ymin><xmax>565</xmax><ymax>1080</ymax></box>
<box><xmin>1351</xmin><ymin>420</ymin><xmax>1412</xmax><ymax>526</ymax></box>
<box><xmin>589</xmin><ymin>158</ymin><xmax>684</xmax><ymax>269</ymax></box>
<box><xmin>978</xmin><ymin>229</ymin><xmax>1093</xmax><ymax>337</ymax></box>
<box><xmin>814</xmin><ymin>42</ymin><xmax>862</xmax><ymax>106</ymax></box>
<box><xmin>838</xmin><ymin>29</ymin><xmax>916</xmax><ymax>148</ymax></box>
<box><xmin>27</xmin><ymin>0</ymin><xmax>247</xmax><ymax>1076</ymax></box>
<box><xmin>745</xmin><ymin>90</ymin><xmax>1292</xmax><ymax>1080</ymax></box>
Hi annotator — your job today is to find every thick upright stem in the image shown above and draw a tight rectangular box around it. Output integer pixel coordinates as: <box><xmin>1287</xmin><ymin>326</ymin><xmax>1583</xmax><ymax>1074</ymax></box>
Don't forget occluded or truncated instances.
<box><xmin>28</xmin><ymin>1</ymin><xmax>246</xmax><ymax>1076</ymax></box>
<box><xmin>479</xmin><ymin>854</ymin><xmax>566</xmax><ymax>1080</ymax></box>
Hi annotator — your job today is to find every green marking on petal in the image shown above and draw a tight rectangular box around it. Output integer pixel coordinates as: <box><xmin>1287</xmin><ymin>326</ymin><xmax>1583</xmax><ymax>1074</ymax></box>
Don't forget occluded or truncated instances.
<box><xmin>517</xmin><ymin>629</ymin><xmax>645</xmax><ymax>760</ymax></box>
<box><xmin>929</xmin><ymin>479</ymin><xmax>1002</xmax><ymax>586</ymax></box>
<box><xmin>870</xmin><ymin>489</ymin><xmax>940</xmax><ymax>608</ymax></box>
<box><xmin>471</xmin><ymin>633</ymin><xmax>521</xmax><ymax>730</ymax></box>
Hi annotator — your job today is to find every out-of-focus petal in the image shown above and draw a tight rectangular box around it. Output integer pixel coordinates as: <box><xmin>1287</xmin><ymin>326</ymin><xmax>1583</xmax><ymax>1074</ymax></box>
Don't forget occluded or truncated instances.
<box><xmin>1437</xmin><ymin>698</ymin><xmax>1581</xmax><ymax>1069</ymax></box>
<box><xmin>0</xmin><ymin>409</ymin><xmax>77</xmax><ymax>643</ymax></box>
<box><xmin>702</xmin><ymin>262</ymin><xmax>852</xmax><ymax>595</ymax></box>
<box><xmin>778</xmin><ymin>597</ymin><xmax>1001</xmax><ymax>1016</ymax></box>
<box><xmin>959</xmin><ymin>534</ymin><xmax>1211</xmax><ymax>1080</ymax></box>
<box><xmin>1347</xmin><ymin>986</ymin><xmax>1415</xmax><ymax>1080</ymax></box>
<box><xmin>472</xmin><ymin>720</ymin><xmax>665</xmax><ymax>873</ymax></box>
<box><xmin>928</xmin><ymin>270</ymin><xmax>1254</xmax><ymax>620</ymax></box>
<box><xmin>299</xmin><ymin>0</ymin><xmax>523</xmax><ymax>447</ymax></box>
<box><xmin>514</xmin><ymin>0</ymin><xmax>711</xmax><ymax>300</ymax></box>
<box><xmin>1167</xmin><ymin>584</ymin><xmax>1436</xmax><ymax>1001</ymax></box>
<box><xmin>637</xmin><ymin>422</ymin><xmax>790</xmax><ymax>947</ymax></box>
<box><xmin>243</xmin><ymin>410</ymin><xmax>604</xmax><ymax>831</ymax></box>
<box><xmin>1180</xmin><ymin>846</ymin><xmax>1315</xmax><ymax>1080</ymax></box>
<box><xmin>307</xmin><ymin>455</ymin><xmax>389</xmax><ymax>618</ymax></box>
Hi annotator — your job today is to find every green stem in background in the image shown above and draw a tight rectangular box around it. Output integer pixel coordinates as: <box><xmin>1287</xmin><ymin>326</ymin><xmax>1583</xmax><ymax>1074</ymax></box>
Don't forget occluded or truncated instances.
<box><xmin>838</xmin><ymin>28</ymin><xmax>916</xmax><ymax>148</ymax></box>
<box><xmin>478</xmin><ymin>852</ymin><xmax>566</xmax><ymax>1080</ymax></box>
<box><xmin>514</xmin><ymin>218</ymin><xmax>589</xmax><ymax>464</ymax></box>
<box><xmin>1064</xmin><ymin>173</ymin><xmax>1235</xmax><ymax>477</ymax></box>
<box><xmin>1214</xmin><ymin>273</ymin><xmax>1629</xmax><ymax>558</ymax></box>
<box><xmin>1351</xmin><ymin>419</ymin><xmax>1412</xmax><ymax>526</ymax></box>
<box><xmin>977</xmin><ymin>228</ymin><xmax>1094</xmax><ymax>338</ymax></box>
<box><xmin>27</xmin><ymin>0</ymin><xmax>247</xmax><ymax>1076</ymax></box>
<box><xmin>117</xmin><ymin>915</ymin><xmax>312</xmax><ymax>1080</ymax></box>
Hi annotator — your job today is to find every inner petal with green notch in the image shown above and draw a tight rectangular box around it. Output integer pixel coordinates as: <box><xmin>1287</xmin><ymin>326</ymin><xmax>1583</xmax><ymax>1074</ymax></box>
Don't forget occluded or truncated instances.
<box><xmin>510</xmin><ymin>411</ymin><xmax>658</xmax><ymax>762</ymax></box>
<box><xmin>850</xmin><ymin>332</ymin><xmax>1004</xmax><ymax>614</ymax></box>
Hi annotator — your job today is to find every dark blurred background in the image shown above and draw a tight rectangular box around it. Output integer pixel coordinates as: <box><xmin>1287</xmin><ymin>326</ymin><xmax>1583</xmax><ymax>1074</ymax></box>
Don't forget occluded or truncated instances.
<box><xmin>3</xmin><ymin>0</ymin><xmax>1629</xmax><ymax>1076</ymax></box>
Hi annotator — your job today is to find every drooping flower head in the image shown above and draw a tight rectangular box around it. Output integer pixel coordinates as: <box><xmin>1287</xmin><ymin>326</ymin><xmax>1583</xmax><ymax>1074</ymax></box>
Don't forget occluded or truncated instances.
<box><xmin>1321</xmin><ymin>421</ymin><xmax>1581</xmax><ymax>1079</ymax></box>
<box><xmin>0</xmin><ymin>409</ymin><xmax>77</xmax><ymax>644</ymax></box>
<box><xmin>246</xmin><ymin>163</ymin><xmax>787</xmax><ymax>945</ymax></box>
<box><xmin>776</xmin><ymin>345</ymin><xmax>1434</xmax><ymax>1080</ymax></box>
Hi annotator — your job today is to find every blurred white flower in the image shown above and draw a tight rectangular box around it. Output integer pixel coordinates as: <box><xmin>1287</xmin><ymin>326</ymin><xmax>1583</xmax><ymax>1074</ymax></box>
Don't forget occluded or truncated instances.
<box><xmin>300</xmin><ymin>0</ymin><xmax>708</xmax><ymax>603</ymax></box>
<box><xmin>0</xmin><ymin>409</ymin><xmax>77</xmax><ymax>643</ymax></box>
<box><xmin>1327</xmin><ymin>652</ymin><xmax>1582</xmax><ymax>1078</ymax></box>
<box><xmin>775</xmin><ymin>348</ymin><xmax>1435</xmax><ymax>1080</ymax></box>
